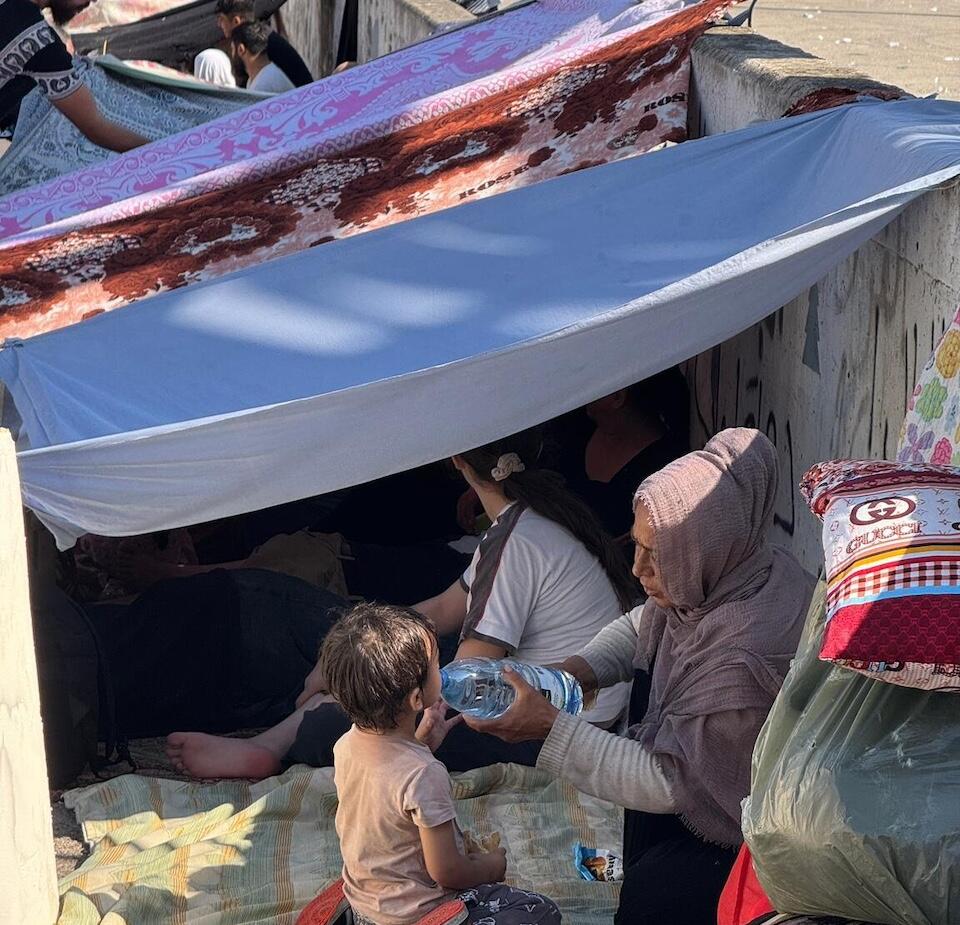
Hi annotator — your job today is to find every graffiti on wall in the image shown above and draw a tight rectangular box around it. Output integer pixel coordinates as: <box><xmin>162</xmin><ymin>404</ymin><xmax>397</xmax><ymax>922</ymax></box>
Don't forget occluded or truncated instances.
<box><xmin>688</xmin><ymin>246</ymin><xmax>959</xmax><ymax>576</ymax></box>
<box><xmin>689</xmin><ymin>299</ymin><xmax>820</xmax><ymax>571</ymax></box>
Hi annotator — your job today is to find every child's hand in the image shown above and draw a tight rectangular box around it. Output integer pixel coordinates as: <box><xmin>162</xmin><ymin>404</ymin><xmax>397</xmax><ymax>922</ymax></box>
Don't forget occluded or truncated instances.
<box><xmin>483</xmin><ymin>846</ymin><xmax>507</xmax><ymax>883</ymax></box>
<box><xmin>416</xmin><ymin>700</ymin><xmax>464</xmax><ymax>752</ymax></box>
<box><xmin>296</xmin><ymin>661</ymin><xmax>329</xmax><ymax>708</ymax></box>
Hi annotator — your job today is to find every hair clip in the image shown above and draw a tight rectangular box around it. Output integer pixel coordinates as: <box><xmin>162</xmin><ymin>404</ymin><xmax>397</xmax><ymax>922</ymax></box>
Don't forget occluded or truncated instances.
<box><xmin>491</xmin><ymin>452</ymin><xmax>525</xmax><ymax>481</ymax></box>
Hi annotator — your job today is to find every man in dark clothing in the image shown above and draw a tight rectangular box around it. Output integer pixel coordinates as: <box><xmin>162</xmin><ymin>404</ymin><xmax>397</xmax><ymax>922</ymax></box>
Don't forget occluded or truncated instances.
<box><xmin>214</xmin><ymin>0</ymin><xmax>313</xmax><ymax>88</ymax></box>
<box><xmin>0</xmin><ymin>0</ymin><xmax>147</xmax><ymax>148</ymax></box>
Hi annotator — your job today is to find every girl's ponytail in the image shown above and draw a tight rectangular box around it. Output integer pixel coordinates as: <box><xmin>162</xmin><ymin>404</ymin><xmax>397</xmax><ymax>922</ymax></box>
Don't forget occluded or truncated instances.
<box><xmin>460</xmin><ymin>428</ymin><xmax>638</xmax><ymax>611</ymax></box>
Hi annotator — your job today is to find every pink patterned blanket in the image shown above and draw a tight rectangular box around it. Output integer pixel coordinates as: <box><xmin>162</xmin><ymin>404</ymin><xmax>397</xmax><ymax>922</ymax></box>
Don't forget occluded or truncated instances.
<box><xmin>69</xmin><ymin>0</ymin><xmax>189</xmax><ymax>31</ymax></box>
<box><xmin>0</xmin><ymin>0</ymin><xmax>727</xmax><ymax>339</ymax></box>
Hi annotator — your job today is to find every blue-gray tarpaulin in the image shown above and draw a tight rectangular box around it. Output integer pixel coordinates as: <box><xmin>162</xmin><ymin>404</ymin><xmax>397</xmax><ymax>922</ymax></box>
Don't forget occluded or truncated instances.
<box><xmin>3</xmin><ymin>98</ymin><xmax>960</xmax><ymax>546</ymax></box>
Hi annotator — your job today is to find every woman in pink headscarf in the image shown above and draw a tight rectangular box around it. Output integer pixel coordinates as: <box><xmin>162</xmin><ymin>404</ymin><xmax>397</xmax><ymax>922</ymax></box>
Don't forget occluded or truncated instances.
<box><xmin>468</xmin><ymin>428</ymin><xmax>814</xmax><ymax>925</ymax></box>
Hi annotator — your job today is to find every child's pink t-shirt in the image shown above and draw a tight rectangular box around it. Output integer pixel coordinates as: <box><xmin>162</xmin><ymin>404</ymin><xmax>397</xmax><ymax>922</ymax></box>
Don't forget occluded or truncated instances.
<box><xmin>333</xmin><ymin>726</ymin><xmax>459</xmax><ymax>925</ymax></box>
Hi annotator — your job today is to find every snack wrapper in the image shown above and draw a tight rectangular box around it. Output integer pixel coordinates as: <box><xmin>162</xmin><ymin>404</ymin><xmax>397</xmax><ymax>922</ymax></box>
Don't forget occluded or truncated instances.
<box><xmin>574</xmin><ymin>843</ymin><xmax>624</xmax><ymax>882</ymax></box>
<box><xmin>463</xmin><ymin>830</ymin><xmax>501</xmax><ymax>854</ymax></box>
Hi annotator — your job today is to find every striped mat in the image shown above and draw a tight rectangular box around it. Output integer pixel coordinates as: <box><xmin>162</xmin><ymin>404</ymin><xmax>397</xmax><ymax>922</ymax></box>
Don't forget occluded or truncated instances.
<box><xmin>59</xmin><ymin>764</ymin><xmax>622</xmax><ymax>924</ymax></box>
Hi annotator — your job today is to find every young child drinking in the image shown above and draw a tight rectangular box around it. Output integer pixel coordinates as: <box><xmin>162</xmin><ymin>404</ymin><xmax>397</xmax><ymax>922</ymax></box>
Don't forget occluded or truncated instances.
<box><xmin>321</xmin><ymin>602</ymin><xmax>562</xmax><ymax>925</ymax></box>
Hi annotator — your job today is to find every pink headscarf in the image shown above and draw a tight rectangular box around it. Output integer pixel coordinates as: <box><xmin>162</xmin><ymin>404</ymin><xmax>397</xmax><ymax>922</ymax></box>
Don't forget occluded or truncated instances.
<box><xmin>630</xmin><ymin>428</ymin><xmax>813</xmax><ymax>846</ymax></box>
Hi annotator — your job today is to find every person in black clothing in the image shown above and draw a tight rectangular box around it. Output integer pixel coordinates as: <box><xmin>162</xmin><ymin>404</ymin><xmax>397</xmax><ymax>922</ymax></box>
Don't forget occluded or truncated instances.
<box><xmin>0</xmin><ymin>0</ymin><xmax>147</xmax><ymax>148</ymax></box>
<box><xmin>552</xmin><ymin>366</ymin><xmax>691</xmax><ymax>540</ymax></box>
<box><xmin>455</xmin><ymin>367</ymin><xmax>691</xmax><ymax>542</ymax></box>
<box><xmin>214</xmin><ymin>0</ymin><xmax>313</xmax><ymax>88</ymax></box>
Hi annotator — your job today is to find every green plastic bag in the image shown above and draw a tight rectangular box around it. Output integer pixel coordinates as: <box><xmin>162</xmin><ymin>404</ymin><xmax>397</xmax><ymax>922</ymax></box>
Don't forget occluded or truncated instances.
<box><xmin>742</xmin><ymin>584</ymin><xmax>960</xmax><ymax>925</ymax></box>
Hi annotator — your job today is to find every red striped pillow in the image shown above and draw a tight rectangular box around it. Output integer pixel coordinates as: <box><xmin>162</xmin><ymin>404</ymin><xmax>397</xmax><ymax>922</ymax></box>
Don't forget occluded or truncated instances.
<box><xmin>801</xmin><ymin>459</ymin><xmax>960</xmax><ymax>691</ymax></box>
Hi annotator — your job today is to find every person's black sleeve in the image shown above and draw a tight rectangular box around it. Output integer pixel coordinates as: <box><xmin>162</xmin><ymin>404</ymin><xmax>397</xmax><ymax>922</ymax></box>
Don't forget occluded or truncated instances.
<box><xmin>266</xmin><ymin>32</ymin><xmax>313</xmax><ymax>87</ymax></box>
<box><xmin>0</xmin><ymin>4</ymin><xmax>82</xmax><ymax>126</ymax></box>
<box><xmin>17</xmin><ymin>19</ymin><xmax>83</xmax><ymax>101</ymax></box>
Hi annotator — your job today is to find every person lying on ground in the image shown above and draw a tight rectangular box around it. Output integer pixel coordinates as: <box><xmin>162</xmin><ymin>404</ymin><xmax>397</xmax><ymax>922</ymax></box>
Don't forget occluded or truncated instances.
<box><xmin>463</xmin><ymin>429</ymin><xmax>814</xmax><ymax>925</ymax></box>
<box><xmin>215</xmin><ymin>0</ymin><xmax>312</xmax><ymax>88</ymax></box>
<box><xmin>323</xmin><ymin>601</ymin><xmax>562</xmax><ymax>925</ymax></box>
<box><xmin>231</xmin><ymin>21</ymin><xmax>294</xmax><ymax>94</ymax></box>
<box><xmin>62</xmin><ymin>529</ymin><xmax>198</xmax><ymax>603</ymax></box>
<box><xmin>102</xmin><ymin>467</ymin><xmax>468</xmax><ymax>604</ymax></box>
<box><xmin>456</xmin><ymin>368</ymin><xmax>690</xmax><ymax>540</ymax></box>
<box><xmin>166</xmin><ymin>426</ymin><xmax>638</xmax><ymax>779</ymax></box>
<box><xmin>0</xmin><ymin>0</ymin><xmax>147</xmax><ymax>149</ymax></box>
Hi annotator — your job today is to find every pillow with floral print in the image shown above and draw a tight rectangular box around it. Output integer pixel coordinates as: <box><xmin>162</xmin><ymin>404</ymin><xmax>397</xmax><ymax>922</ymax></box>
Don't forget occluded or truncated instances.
<box><xmin>898</xmin><ymin>305</ymin><xmax>960</xmax><ymax>467</ymax></box>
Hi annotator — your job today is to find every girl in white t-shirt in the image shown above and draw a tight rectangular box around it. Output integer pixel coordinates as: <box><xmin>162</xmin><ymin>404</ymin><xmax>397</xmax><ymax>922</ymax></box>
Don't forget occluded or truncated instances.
<box><xmin>429</xmin><ymin>428</ymin><xmax>638</xmax><ymax>727</ymax></box>
<box><xmin>316</xmin><ymin>426</ymin><xmax>637</xmax><ymax>735</ymax></box>
<box><xmin>167</xmin><ymin>427</ymin><xmax>639</xmax><ymax>779</ymax></box>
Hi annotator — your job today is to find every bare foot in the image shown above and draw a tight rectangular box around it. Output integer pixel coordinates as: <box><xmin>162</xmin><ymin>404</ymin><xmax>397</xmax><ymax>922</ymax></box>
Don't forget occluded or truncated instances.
<box><xmin>165</xmin><ymin>731</ymin><xmax>282</xmax><ymax>780</ymax></box>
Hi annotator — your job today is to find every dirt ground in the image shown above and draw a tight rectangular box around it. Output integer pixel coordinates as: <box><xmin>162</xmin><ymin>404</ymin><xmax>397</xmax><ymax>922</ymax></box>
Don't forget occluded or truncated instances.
<box><xmin>732</xmin><ymin>0</ymin><xmax>960</xmax><ymax>99</ymax></box>
<box><xmin>53</xmin><ymin>801</ymin><xmax>88</xmax><ymax>879</ymax></box>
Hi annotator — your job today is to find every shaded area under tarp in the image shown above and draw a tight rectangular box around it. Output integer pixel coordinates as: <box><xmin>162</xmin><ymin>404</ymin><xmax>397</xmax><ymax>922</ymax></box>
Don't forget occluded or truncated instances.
<box><xmin>92</xmin><ymin>54</ymin><xmax>269</xmax><ymax>99</ymax></box>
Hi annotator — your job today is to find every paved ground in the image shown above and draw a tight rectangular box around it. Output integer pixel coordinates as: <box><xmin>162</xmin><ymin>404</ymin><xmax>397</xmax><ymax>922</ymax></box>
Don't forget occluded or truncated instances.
<box><xmin>732</xmin><ymin>0</ymin><xmax>960</xmax><ymax>99</ymax></box>
<box><xmin>53</xmin><ymin>801</ymin><xmax>87</xmax><ymax>879</ymax></box>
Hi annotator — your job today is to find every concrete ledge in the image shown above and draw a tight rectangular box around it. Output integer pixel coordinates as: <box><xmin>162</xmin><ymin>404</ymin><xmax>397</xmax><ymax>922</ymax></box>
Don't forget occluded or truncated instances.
<box><xmin>690</xmin><ymin>27</ymin><xmax>905</xmax><ymax>137</ymax></box>
<box><xmin>359</xmin><ymin>0</ymin><xmax>474</xmax><ymax>62</ymax></box>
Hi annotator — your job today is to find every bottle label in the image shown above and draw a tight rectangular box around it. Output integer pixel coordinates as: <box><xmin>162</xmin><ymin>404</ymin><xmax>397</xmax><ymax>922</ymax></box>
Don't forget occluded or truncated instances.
<box><xmin>475</xmin><ymin>679</ymin><xmax>491</xmax><ymax>704</ymax></box>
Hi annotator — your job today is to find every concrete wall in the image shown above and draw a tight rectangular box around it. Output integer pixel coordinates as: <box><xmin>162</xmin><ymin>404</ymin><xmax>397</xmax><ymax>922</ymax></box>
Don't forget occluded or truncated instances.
<box><xmin>357</xmin><ymin>0</ymin><xmax>472</xmax><ymax>63</ymax></box>
<box><xmin>1</xmin><ymin>429</ymin><xmax>58</xmax><ymax>925</ymax></box>
<box><xmin>690</xmin><ymin>29</ymin><xmax>903</xmax><ymax>136</ymax></box>
<box><xmin>687</xmin><ymin>28</ymin><xmax>960</xmax><ymax>572</ymax></box>
<box><xmin>279</xmin><ymin>0</ymin><xmax>345</xmax><ymax>80</ymax></box>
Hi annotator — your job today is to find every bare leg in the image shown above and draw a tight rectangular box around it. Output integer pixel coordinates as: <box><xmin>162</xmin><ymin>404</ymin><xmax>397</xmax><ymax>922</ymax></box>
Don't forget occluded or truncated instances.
<box><xmin>166</xmin><ymin>694</ymin><xmax>334</xmax><ymax>779</ymax></box>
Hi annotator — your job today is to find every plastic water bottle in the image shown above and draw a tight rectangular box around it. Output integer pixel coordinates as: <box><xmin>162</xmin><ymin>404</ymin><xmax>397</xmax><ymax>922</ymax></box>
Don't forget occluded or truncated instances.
<box><xmin>440</xmin><ymin>657</ymin><xmax>583</xmax><ymax>719</ymax></box>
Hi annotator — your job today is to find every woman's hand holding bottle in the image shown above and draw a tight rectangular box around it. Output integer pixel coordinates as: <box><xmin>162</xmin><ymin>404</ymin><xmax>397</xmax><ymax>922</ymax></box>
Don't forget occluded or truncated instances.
<box><xmin>462</xmin><ymin>667</ymin><xmax>560</xmax><ymax>742</ymax></box>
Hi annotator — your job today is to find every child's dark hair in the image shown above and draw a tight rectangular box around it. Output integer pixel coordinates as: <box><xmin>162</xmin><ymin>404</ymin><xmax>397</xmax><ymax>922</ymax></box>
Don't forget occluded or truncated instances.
<box><xmin>215</xmin><ymin>0</ymin><xmax>255</xmax><ymax>18</ymax></box>
<box><xmin>460</xmin><ymin>427</ymin><xmax>638</xmax><ymax>611</ymax></box>
<box><xmin>319</xmin><ymin>602</ymin><xmax>438</xmax><ymax>731</ymax></box>
<box><xmin>231</xmin><ymin>20</ymin><xmax>270</xmax><ymax>56</ymax></box>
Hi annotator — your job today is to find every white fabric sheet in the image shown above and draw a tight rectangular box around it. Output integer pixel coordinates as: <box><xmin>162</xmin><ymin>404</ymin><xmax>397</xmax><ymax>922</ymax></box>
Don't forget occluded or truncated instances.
<box><xmin>3</xmin><ymin>99</ymin><xmax>960</xmax><ymax>547</ymax></box>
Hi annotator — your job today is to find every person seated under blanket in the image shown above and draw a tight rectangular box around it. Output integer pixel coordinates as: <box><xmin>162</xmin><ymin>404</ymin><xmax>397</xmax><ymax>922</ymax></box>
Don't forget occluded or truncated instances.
<box><xmin>465</xmin><ymin>429</ymin><xmax>814</xmax><ymax>925</ymax></box>
<box><xmin>193</xmin><ymin>49</ymin><xmax>237</xmax><ymax>88</ymax></box>
<box><xmin>456</xmin><ymin>368</ymin><xmax>690</xmax><ymax>542</ymax></box>
<box><xmin>62</xmin><ymin>530</ymin><xmax>198</xmax><ymax>603</ymax></box>
<box><xmin>322</xmin><ymin>601</ymin><xmax>562</xmax><ymax>925</ymax></box>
